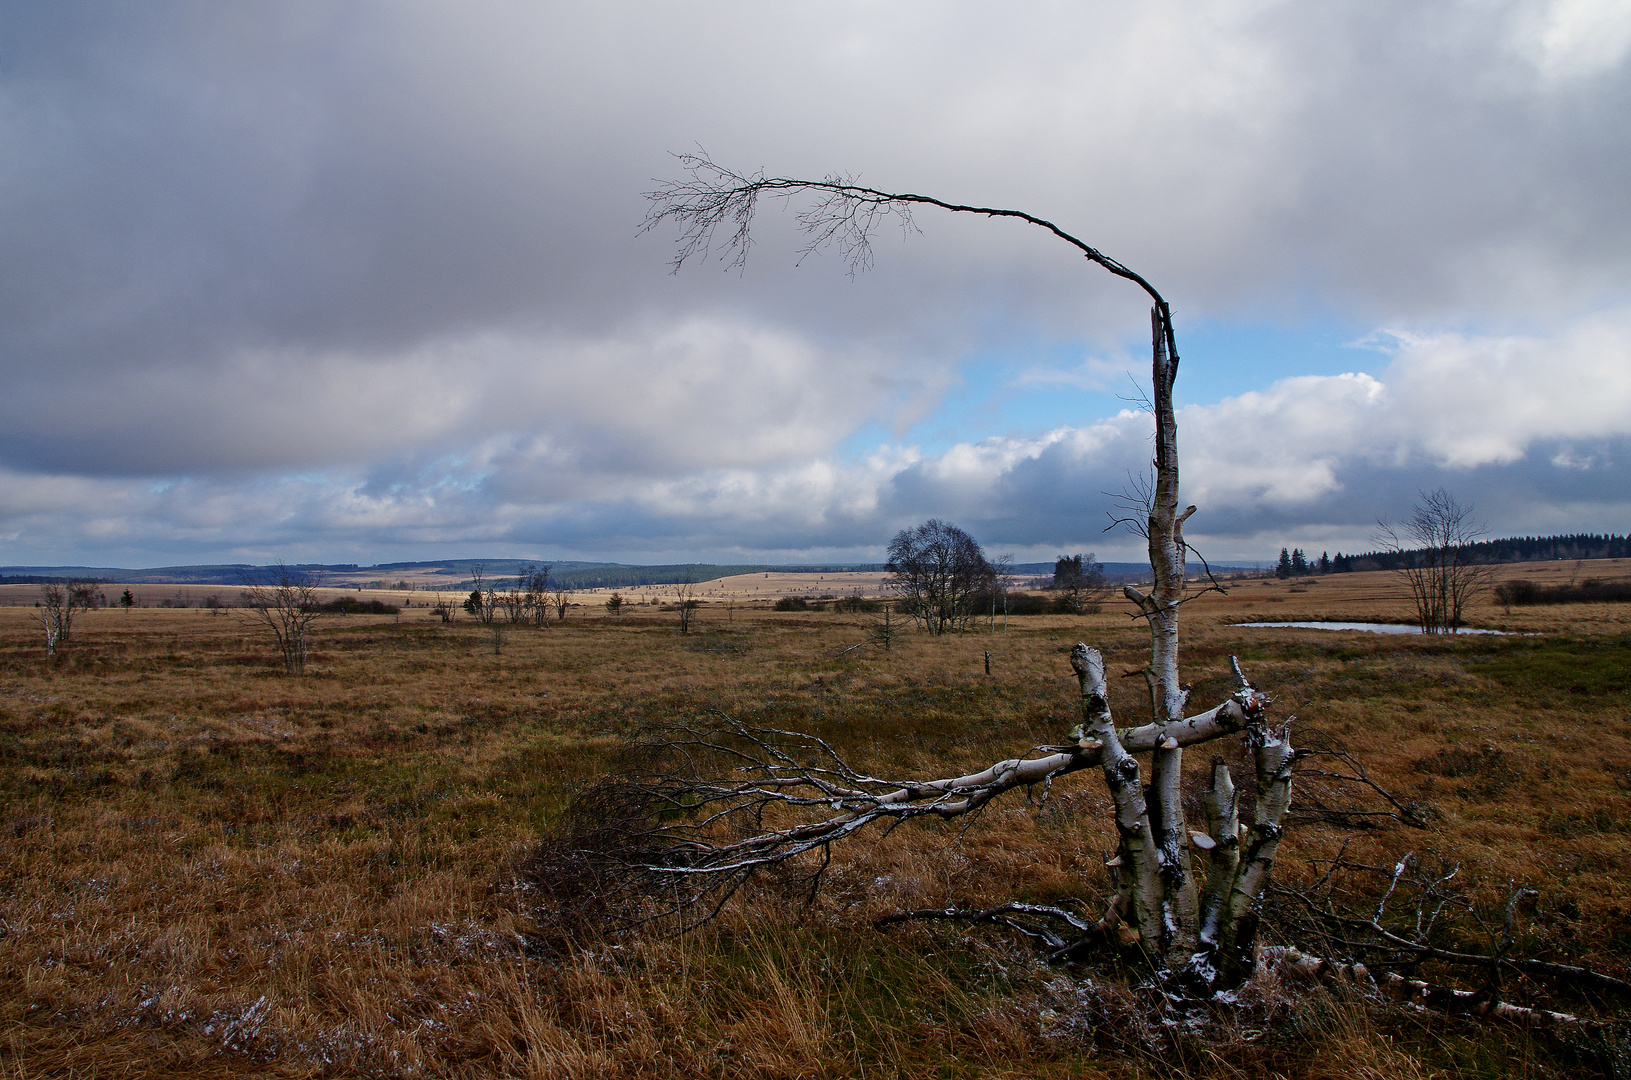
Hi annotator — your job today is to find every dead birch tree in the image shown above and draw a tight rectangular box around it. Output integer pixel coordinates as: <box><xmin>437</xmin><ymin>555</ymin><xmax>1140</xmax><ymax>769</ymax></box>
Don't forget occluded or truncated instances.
<box><xmin>521</xmin><ymin>154</ymin><xmax>1631</xmax><ymax>1032</ymax></box>
<box><xmin>34</xmin><ymin>579</ymin><xmax>103</xmax><ymax>657</ymax></box>
<box><xmin>538</xmin><ymin>154</ymin><xmax>1292</xmax><ymax>996</ymax></box>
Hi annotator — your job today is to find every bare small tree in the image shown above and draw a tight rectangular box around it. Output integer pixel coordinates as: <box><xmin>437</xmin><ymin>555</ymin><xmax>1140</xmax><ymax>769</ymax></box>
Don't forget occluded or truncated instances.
<box><xmin>551</xmin><ymin>588</ymin><xmax>571</xmax><ymax>622</ymax></box>
<box><xmin>239</xmin><ymin>563</ymin><xmax>323</xmax><ymax>675</ymax></box>
<box><xmin>1375</xmin><ymin>489</ymin><xmax>1490</xmax><ymax>633</ymax></box>
<box><xmin>462</xmin><ymin>564</ymin><xmax>499</xmax><ymax>625</ymax></box>
<box><xmin>519</xmin><ymin>564</ymin><xmax>552</xmax><ymax>626</ymax></box>
<box><xmin>1053</xmin><ymin>553</ymin><xmax>1108</xmax><ymax>614</ymax></box>
<box><xmin>675</xmin><ymin>579</ymin><xmax>701</xmax><ymax>634</ymax></box>
<box><xmin>34</xmin><ymin>580</ymin><xmax>103</xmax><ymax>657</ymax></box>
<box><xmin>887</xmin><ymin>519</ymin><xmax>992</xmax><ymax>635</ymax></box>
<box><xmin>498</xmin><ymin>581</ymin><xmax>528</xmax><ymax>624</ymax></box>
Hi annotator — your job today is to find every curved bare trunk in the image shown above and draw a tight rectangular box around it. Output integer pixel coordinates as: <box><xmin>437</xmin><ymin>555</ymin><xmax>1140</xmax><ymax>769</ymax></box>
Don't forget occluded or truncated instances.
<box><xmin>631</xmin><ymin>157</ymin><xmax>1297</xmax><ymax>995</ymax></box>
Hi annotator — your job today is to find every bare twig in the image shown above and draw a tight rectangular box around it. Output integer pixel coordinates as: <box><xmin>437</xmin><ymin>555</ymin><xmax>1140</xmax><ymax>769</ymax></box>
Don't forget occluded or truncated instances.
<box><xmin>1294</xmin><ymin>728</ymin><xmax>1434</xmax><ymax>829</ymax></box>
<box><xmin>1273</xmin><ymin>854</ymin><xmax>1631</xmax><ymax>999</ymax></box>
<box><xmin>644</xmin><ymin>150</ymin><xmax>1176</xmax><ymax>326</ymax></box>
<box><xmin>876</xmin><ymin>902</ymin><xmax>1097</xmax><ymax>953</ymax></box>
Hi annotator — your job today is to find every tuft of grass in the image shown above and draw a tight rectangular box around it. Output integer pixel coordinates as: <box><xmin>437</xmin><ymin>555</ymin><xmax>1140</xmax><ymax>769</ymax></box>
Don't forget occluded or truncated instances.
<box><xmin>1467</xmin><ymin>637</ymin><xmax>1631</xmax><ymax>698</ymax></box>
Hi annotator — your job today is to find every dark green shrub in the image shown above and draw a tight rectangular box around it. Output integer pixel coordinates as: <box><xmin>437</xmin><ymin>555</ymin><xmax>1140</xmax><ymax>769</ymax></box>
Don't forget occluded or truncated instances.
<box><xmin>314</xmin><ymin>598</ymin><xmax>400</xmax><ymax>615</ymax></box>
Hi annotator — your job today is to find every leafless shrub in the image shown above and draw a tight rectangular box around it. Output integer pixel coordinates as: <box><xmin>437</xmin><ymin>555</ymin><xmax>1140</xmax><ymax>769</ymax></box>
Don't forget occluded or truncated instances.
<box><xmin>675</xmin><ymin>580</ymin><xmax>700</xmax><ymax>633</ymax></box>
<box><xmin>1375</xmin><ymin>489</ymin><xmax>1493</xmax><ymax>633</ymax></box>
<box><xmin>238</xmin><ymin>563</ymin><xmax>322</xmax><ymax>675</ymax></box>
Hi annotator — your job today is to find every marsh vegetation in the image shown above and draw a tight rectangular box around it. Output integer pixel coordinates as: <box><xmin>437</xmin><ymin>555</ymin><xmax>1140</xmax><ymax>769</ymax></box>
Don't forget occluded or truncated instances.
<box><xmin>2</xmin><ymin>570</ymin><xmax>1628</xmax><ymax>1076</ymax></box>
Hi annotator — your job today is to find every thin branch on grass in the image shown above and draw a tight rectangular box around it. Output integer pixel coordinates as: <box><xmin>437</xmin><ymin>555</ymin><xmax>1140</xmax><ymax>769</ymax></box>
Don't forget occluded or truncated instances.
<box><xmin>876</xmin><ymin>902</ymin><xmax>1097</xmax><ymax>953</ymax></box>
<box><xmin>1293</xmin><ymin>729</ymin><xmax>1434</xmax><ymax>829</ymax></box>
<box><xmin>1273</xmin><ymin>851</ymin><xmax>1631</xmax><ymax>1000</ymax></box>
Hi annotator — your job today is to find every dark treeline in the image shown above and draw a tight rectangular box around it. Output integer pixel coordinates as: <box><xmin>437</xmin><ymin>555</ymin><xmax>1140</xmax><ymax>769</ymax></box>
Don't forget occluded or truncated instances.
<box><xmin>312</xmin><ymin>597</ymin><xmax>401</xmax><ymax>615</ymax></box>
<box><xmin>1268</xmin><ymin>534</ymin><xmax>1629</xmax><ymax>577</ymax></box>
<box><xmin>0</xmin><ymin>575</ymin><xmax>116</xmax><ymax>586</ymax></box>
<box><xmin>1</xmin><ymin>565</ymin><xmax>349</xmax><ymax>585</ymax></box>
<box><xmin>1327</xmin><ymin>532</ymin><xmax>1629</xmax><ymax>573</ymax></box>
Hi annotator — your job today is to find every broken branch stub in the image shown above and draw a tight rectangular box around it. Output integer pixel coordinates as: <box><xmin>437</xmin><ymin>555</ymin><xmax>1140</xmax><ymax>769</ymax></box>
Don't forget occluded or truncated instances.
<box><xmin>1071</xmin><ymin>644</ymin><xmax>1292</xmax><ymax>986</ymax></box>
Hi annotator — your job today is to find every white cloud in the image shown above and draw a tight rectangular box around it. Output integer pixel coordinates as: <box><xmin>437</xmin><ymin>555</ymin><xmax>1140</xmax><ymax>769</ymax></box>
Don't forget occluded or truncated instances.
<box><xmin>1380</xmin><ymin>313</ymin><xmax>1631</xmax><ymax>465</ymax></box>
<box><xmin>1518</xmin><ymin>0</ymin><xmax>1631</xmax><ymax>81</ymax></box>
<box><xmin>0</xmin><ymin>317</ymin><xmax>949</xmax><ymax>482</ymax></box>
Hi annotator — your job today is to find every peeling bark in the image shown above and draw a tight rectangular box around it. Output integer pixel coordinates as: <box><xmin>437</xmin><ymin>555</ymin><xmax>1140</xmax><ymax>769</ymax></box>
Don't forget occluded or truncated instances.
<box><xmin>1197</xmin><ymin>757</ymin><xmax>1240</xmax><ymax>966</ymax></box>
<box><xmin>1072</xmin><ymin>645</ymin><xmax>1161</xmax><ymax>951</ymax></box>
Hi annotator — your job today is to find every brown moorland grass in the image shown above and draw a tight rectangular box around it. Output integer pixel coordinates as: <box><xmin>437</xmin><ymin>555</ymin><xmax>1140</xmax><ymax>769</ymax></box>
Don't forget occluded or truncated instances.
<box><xmin>1</xmin><ymin>568</ymin><xmax>1628</xmax><ymax>1077</ymax></box>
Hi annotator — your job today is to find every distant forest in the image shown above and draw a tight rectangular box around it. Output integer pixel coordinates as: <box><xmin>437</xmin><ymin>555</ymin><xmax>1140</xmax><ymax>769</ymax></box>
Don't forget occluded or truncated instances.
<box><xmin>0</xmin><ymin>574</ymin><xmax>118</xmax><ymax>586</ymax></box>
<box><xmin>1307</xmin><ymin>533</ymin><xmax>1629</xmax><ymax>575</ymax></box>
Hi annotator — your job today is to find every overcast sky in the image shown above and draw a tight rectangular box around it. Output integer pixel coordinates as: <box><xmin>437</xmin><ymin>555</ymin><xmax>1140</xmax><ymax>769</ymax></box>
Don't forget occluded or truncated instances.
<box><xmin>3</xmin><ymin>1</ymin><xmax>1629</xmax><ymax>569</ymax></box>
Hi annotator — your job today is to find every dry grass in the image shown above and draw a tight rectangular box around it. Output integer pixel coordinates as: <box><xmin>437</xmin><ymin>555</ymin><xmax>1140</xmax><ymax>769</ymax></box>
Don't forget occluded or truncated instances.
<box><xmin>2</xmin><ymin>568</ymin><xmax>1628</xmax><ymax>1077</ymax></box>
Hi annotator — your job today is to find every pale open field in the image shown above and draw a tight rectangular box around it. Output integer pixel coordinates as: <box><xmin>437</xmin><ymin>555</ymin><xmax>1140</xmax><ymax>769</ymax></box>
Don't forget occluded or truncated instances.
<box><xmin>582</xmin><ymin>570</ymin><xmax>893</xmax><ymax>603</ymax></box>
<box><xmin>0</xmin><ymin>571</ymin><xmax>887</xmax><ymax>611</ymax></box>
<box><xmin>2</xmin><ymin>564</ymin><xmax>1628</xmax><ymax>1077</ymax></box>
<box><xmin>7</xmin><ymin>550</ymin><xmax>1615</xmax><ymax>625</ymax></box>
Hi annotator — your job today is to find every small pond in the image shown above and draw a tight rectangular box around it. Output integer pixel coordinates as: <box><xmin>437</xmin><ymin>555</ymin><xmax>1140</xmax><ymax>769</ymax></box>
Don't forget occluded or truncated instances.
<box><xmin>1235</xmin><ymin>621</ymin><xmax>1510</xmax><ymax>635</ymax></box>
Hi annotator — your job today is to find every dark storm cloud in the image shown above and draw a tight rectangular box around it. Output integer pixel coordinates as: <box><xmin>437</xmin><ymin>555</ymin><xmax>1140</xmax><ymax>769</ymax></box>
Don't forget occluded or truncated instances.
<box><xmin>2</xmin><ymin>1</ymin><xmax>1629</xmax><ymax>563</ymax></box>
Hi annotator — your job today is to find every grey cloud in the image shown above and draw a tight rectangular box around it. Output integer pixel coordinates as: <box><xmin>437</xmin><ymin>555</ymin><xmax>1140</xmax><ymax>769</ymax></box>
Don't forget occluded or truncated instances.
<box><xmin>10</xmin><ymin>2</ymin><xmax>1629</xmax><ymax>355</ymax></box>
<box><xmin>2</xmin><ymin>1</ymin><xmax>1629</xmax><ymax>563</ymax></box>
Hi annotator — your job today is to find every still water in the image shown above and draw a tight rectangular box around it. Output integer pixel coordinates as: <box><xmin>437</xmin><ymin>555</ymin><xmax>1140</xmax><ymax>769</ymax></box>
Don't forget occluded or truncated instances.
<box><xmin>1235</xmin><ymin>621</ymin><xmax>1509</xmax><ymax>635</ymax></box>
